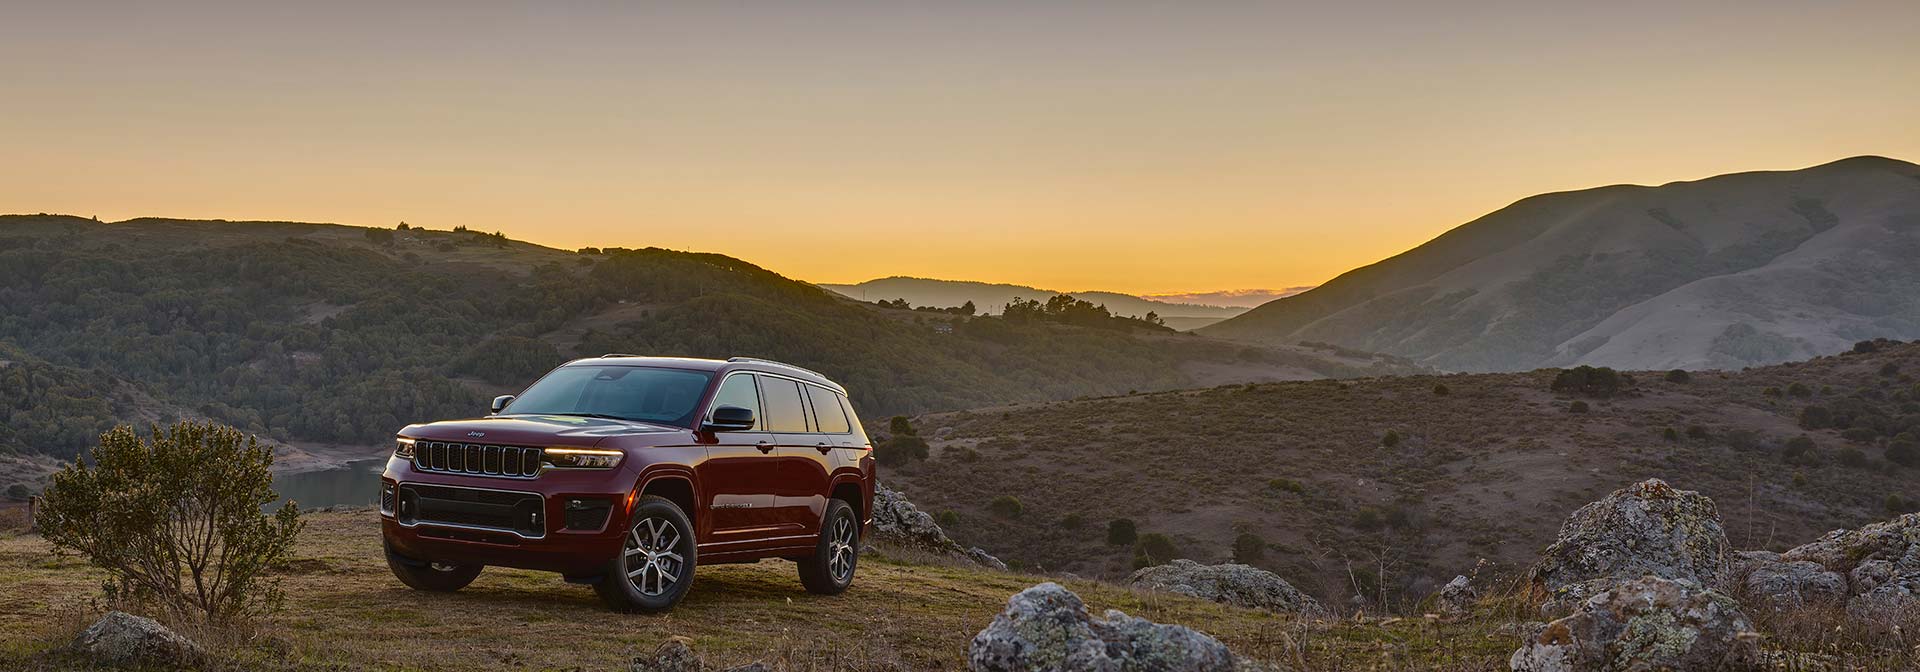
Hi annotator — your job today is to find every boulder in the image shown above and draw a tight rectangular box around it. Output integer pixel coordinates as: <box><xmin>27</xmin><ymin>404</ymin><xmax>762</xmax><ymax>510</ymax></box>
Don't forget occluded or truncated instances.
<box><xmin>69</xmin><ymin>611</ymin><xmax>204</xmax><ymax>668</ymax></box>
<box><xmin>1741</xmin><ymin>559</ymin><xmax>1846</xmax><ymax>610</ymax></box>
<box><xmin>1529</xmin><ymin>479</ymin><xmax>1731</xmax><ymax>610</ymax></box>
<box><xmin>630</xmin><ymin>637</ymin><xmax>701</xmax><ymax>672</ymax></box>
<box><xmin>1509</xmin><ymin>576</ymin><xmax>1761</xmax><ymax>672</ymax></box>
<box><xmin>1845</xmin><ymin>570</ymin><xmax>1920</xmax><ymax>625</ymax></box>
<box><xmin>1436</xmin><ymin>575</ymin><xmax>1476</xmax><ymax>616</ymax></box>
<box><xmin>871</xmin><ymin>483</ymin><xmax>1006</xmax><ymax>569</ymax></box>
<box><xmin>1772</xmin><ymin>513</ymin><xmax>1920</xmax><ymax>621</ymax></box>
<box><xmin>1127</xmin><ymin>560</ymin><xmax>1322</xmax><ymax>615</ymax></box>
<box><xmin>969</xmin><ymin>582</ymin><xmax>1271</xmax><ymax>672</ymax></box>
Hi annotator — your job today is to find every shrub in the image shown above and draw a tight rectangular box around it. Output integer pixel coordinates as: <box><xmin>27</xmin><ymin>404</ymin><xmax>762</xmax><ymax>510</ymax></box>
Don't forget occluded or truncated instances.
<box><xmin>1888</xmin><ymin>494</ymin><xmax>1913</xmax><ymax>513</ymax></box>
<box><xmin>1551</xmin><ymin>365</ymin><xmax>1622</xmax><ymax>397</ymax></box>
<box><xmin>1060</xmin><ymin>513</ymin><xmax>1084</xmax><ymax>530</ymax></box>
<box><xmin>35</xmin><ymin>421</ymin><xmax>303</xmax><ymax>623</ymax></box>
<box><xmin>1799</xmin><ymin>405</ymin><xmax>1833</xmax><ymax>430</ymax></box>
<box><xmin>1783</xmin><ymin>436</ymin><xmax>1821</xmax><ymax>466</ymax></box>
<box><xmin>1837</xmin><ymin>448</ymin><xmax>1870</xmax><ymax>468</ymax></box>
<box><xmin>1131</xmin><ymin>533</ymin><xmax>1178</xmax><ymax>568</ymax></box>
<box><xmin>1881</xmin><ymin>363</ymin><xmax>1901</xmax><ymax>376</ymax></box>
<box><xmin>1568</xmin><ymin>400</ymin><xmax>1590</xmax><ymax>414</ymax></box>
<box><xmin>1787</xmin><ymin>382</ymin><xmax>1812</xmax><ymax>398</ymax></box>
<box><xmin>1841</xmin><ymin>427</ymin><xmax>1879</xmax><ymax>443</ymax></box>
<box><xmin>1431</xmin><ymin>383</ymin><xmax>1450</xmax><ymax>396</ymax></box>
<box><xmin>1763</xmin><ymin>387</ymin><xmax>1783</xmax><ymax>397</ymax></box>
<box><xmin>877</xmin><ymin>434</ymin><xmax>930</xmax><ymax>466</ymax></box>
<box><xmin>1665</xmin><ymin>369</ymin><xmax>1692</xmax><ymax>383</ymax></box>
<box><xmin>1267</xmin><ymin>478</ymin><xmax>1305</xmax><ymax>494</ymax></box>
<box><xmin>1663</xmin><ymin>427</ymin><xmax>1680</xmax><ymax>442</ymax></box>
<box><xmin>949</xmin><ymin>446</ymin><xmax>981</xmax><ymax>463</ymax></box>
<box><xmin>936</xmin><ymin>509</ymin><xmax>959</xmax><ymax>526</ymax></box>
<box><xmin>1381</xmin><ymin>430</ymin><xmax>1401</xmax><ymax>448</ymax></box>
<box><xmin>4</xmin><ymin>483</ymin><xmax>30</xmax><ymax>501</ymax></box>
<box><xmin>1232</xmin><ymin>533</ymin><xmax>1266</xmax><ymax>564</ymax></box>
<box><xmin>888</xmin><ymin>415</ymin><xmax>917</xmax><ymax>436</ymax></box>
<box><xmin>1686</xmin><ymin>425</ymin><xmax>1710</xmax><ymax>441</ymax></box>
<box><xmin>1106</xmin><ymin>518</ymin><xmax>1137</xmax><ymax>546</ymax></box>
<box><xmin>1853</xmin><ymin>340</ymin><xmax>1880</xmax><ymax>354</ymax></box>
<box><xmin>988</xmin><ymin>495</ymin><xmax>1024</xmax><ymax>518</ymax></box>
<box><xmin>1353</xmin><ymin>508</ymin><xmax>1384</xmax><ymax>531</ymax></box>
<box><xmin>1889</xmin><ymin>439</ymin><xmax>1919</xmax><ymax>467</ymax></box>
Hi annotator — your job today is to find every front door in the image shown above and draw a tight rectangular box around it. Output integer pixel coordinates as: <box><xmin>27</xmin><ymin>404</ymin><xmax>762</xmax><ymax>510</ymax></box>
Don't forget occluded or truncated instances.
<box><xmin>696</xmin><ymin>373</ymin><xmax>780</xmax><ymax>544</ymax></box>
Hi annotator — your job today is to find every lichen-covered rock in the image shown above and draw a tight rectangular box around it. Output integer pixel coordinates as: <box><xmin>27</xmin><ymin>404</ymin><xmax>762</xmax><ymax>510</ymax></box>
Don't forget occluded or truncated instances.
<box><xmin>1845</xmin><ymin>571</ymin><xmax>1920</xmax><ymax>624</ymax></box>
<box><xmin>1436</xmin><ymin>575</ymin><xmax>1476</xmax><ymax>615</ymax></box>
<box><xmin>872</xmin><ymin>483</ymin><xmax>1005</xmax><ymax>569</ymax></box>
<box><xmin>631</xmin><ymin>637</ymin><xmax>701</xmax><ymax>672</ymax></box>
<box><xmin>69</xmin><ymin>611</ymin><xmax>204</xmax><ymax>668</ymax></box>
<box><xmin>1127</xmin><ymin>560</ymin><xmax>1322</xmax><ymax>615</ymax></box>
<box><xmin>1529</xmin><ymin>479</ymin><xmax>1731</xmax><ymax>610</ymax></box>
<box><xmin>1509</xmin><ymin>576</ymin><xmax>1761</xmax><ymax>672</ymax></box>
<box><xmin>969</xmin><ymin>582</ymin><xmax>1273</xmax><ymax>672</ymax></box>
<box><xmin>1779</xmin><ymin>513</ymin><xmax>1920</xmax><ymax>582</ymax></box>
<box><xmin>1741</xmin><ymin>558</ymin><xmax>1846</xmax><ymax>610</ymax></box>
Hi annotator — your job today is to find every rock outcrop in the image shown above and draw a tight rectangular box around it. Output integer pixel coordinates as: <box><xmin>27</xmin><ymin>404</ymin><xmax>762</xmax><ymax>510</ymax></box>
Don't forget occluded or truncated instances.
<box><xmin>1436</xmin><ymin>575</ymin><xmax>1476</xmax><ymax>616</ymax></box>
<box><xmin>1739</xmin><ymin>513</ymin><xmax>1920</xmax><ymax>620</ymax></box>
<box><xmin>69</xmin><ymin>611</ymin><xmax>204</xmax><ymax>668</ymax></box>
<box><xmin>1529</xmin><ymin>479</ymin><xmax>1731</xmax><ymax>610</ymax></box>
<box><xmin>1127</xmin><ymin>560</ymin><xmax>1322</xmax><ymax>615</ymax></box>
<box><xmin>871</xmin><ymin>483</ymin><xmax>1007</xmax><ymax>570</ymax></box>
<box><xmin>630</xmin><ymin>638</ymin><xmax>701</xmax><ymax>672</ymax></box>
<box><xmin>1731</xmin><ymin>551</ymin><xmax>1846</xmax><ymax>610</ymax></box>
<box><xmin>1510</xmin><ymin>576</ymin><xmax>1761</xmax><ymax>672</ymax></box>
<box><xmin>969</xmin><ymin>582</ymin><xmax>1270</xmax><ymax>672</ymax></box>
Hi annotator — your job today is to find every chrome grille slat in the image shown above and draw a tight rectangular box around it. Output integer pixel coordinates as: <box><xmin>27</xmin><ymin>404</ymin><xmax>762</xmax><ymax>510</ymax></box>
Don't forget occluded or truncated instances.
<box><xmin>411</xmin><ymin>441</ymin><xmax>542</xmax><ymax>479</ymax></box>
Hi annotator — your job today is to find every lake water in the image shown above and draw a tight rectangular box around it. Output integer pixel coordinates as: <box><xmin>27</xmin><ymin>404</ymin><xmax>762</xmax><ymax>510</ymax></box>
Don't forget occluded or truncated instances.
<box><xmin>273</xmin><ymin>458</ymin><xmax>385</xmax><ymax>509</ymax></box>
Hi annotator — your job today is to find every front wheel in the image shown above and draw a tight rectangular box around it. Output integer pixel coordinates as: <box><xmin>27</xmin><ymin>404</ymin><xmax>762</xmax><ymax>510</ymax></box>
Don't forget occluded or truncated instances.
<box><xmin>594</xmin><ymin>495</ymin><xmax>698</xmax><ymax>612</ymax></box>
<box><xmin>797</xmin><ymin>498</ymin><xmax>858</xmax><ymax>595</ymax></box>
<box><xmin>385</xmin><ymin>540</ymin><xmax>483</xmax><ymax>592</ymax></box>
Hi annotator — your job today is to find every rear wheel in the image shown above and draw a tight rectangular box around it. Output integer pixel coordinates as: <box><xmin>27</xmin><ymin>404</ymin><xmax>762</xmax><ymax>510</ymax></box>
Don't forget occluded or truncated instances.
<box><xmin>384</xmin><ymin>540</ymin><xmax>483</xmax><ymax>592</ymax></box>
<box><xmin>798</xmin><ymin>498</ymin><xmax>858</xmax><ymax>595</ymax></box>
<box><xmin>594</xmin><ymin>495</ymin><xmax>698</xmax><ymax>612</ymax></box>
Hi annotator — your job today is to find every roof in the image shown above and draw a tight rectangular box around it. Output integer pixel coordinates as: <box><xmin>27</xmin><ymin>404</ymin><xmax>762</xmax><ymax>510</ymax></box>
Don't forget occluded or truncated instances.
<box><xmin>564</xmin><ymin>355</ymin><xmax>846</xmax><ymax>393</ymax></box>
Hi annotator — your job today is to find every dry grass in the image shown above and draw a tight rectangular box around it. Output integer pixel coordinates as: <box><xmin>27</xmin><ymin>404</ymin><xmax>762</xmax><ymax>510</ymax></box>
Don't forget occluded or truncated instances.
<box><xmin>0</xmin><ymin>509</ymin><xmax>1533</xmax><ymax>671</ymax></box>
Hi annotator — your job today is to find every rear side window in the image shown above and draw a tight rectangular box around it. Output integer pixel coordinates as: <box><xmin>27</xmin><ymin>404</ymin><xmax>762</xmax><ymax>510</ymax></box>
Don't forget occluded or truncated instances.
<box><xmin>760</xmin><ymin>376</ymin><xmax>810</xmax><ymax>432</ymax></box>
<box><xmin>806</xmin><ymin>385</ymin><xmax>851</xmax><ymax>434</ymax></box>
<box><xmin>708</xmin><ymin>374</ymin><xmax>761</xmax><ymax>430</ymax></box>
<box><xmin>838</xmin><ymin>393</ymin><xmax>869</xmax><ymax>443</ymax></box>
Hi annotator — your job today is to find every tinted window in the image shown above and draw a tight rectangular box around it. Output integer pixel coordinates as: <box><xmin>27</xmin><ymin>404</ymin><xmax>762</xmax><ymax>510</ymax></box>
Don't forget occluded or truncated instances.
<box><xmin>760</xmin><ymin>376</ymin><xmax>809</xmax><ymax>432</ymax></box>
<box><xmin>806</xmin><ymin>385</ymin><xmax>851</xmax><ymax>434</ymax></box>
<box><xmin>708</xmin><ymin>374</ymin><xmax>761</xmax><ymax>430</ymax></box>
<box><xmin>505</xmin><ymin>366</ymin><xmax>713</xmax><ymax>427</ymax></box>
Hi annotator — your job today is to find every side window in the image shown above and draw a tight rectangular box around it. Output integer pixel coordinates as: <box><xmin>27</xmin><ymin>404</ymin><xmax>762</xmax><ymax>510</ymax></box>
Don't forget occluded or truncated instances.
<box><xmin>838</xmin><ymin>393</ymin><xmax>870</xmax><ymax>443</ymax></box>
<box><xmin>807</xmin><ymin>385</ymin><xmax>851</xmax><ymax>434</ymax></box>
<box><xmin>760</xmin><ymin>376</ymin><xmax>810</xmax><ymax>432</ymax></box>
<box><xmin>708</xmin><ymin>374</ymin><xmax>761</xmax><ymax>430</ymax></box>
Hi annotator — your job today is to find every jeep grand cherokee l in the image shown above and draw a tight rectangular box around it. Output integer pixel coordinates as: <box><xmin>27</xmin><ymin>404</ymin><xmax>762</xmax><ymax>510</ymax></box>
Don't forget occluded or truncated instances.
<box><xmin>379</xmin><ymin>355</ymin><xmax>875</xmax><ymax>612</ymax></box>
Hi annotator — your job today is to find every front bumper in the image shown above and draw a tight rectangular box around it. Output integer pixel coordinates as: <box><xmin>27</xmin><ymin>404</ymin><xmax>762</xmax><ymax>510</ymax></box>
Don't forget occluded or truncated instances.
<box><xmin>378</xmin><ymin>455</ymin><xmax>632</xmax><ymax>576</ymax></box>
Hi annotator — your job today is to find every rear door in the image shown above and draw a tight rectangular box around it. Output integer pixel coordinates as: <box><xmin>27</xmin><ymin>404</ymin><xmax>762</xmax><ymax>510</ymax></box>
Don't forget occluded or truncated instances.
<box><xmin>761</xmin><ymin>376</ymin><xmax>828</xmax><ymax>536</ymax></box>
<box><xmin>696</xmin><ymin>372</ymin><xmax>780</xmax><ymax>543</ymax></box>
<box><xmin>788</xmin><ymin>384</ymin><xmax>848</xmax><ymax>530</ymax></box>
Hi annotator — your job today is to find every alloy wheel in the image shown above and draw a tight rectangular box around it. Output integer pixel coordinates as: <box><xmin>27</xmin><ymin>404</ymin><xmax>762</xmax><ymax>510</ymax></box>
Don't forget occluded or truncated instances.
<box><xmin>827</xmin><ymin>515</ymin><xmax>855</xmax><ymax>583</ymax></box>
<box><xmin>624</xmin><ymin>516</ymin><xmax>686</xmax><ymax>596</ymax></box>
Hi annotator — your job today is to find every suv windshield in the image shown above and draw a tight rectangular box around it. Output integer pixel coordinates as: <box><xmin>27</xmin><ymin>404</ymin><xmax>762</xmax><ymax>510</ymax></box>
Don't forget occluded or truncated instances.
<box><xmin>504</xmin><ymin>366</ymin><xmax>713</xmax><ymax>427</ymax></box>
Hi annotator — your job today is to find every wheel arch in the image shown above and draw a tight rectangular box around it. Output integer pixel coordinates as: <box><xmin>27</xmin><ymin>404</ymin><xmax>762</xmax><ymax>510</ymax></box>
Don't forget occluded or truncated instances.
<box><xmin>634</xmin><ymin>469</ymin><xmax>699</xmax><ymax>535</ymax></box>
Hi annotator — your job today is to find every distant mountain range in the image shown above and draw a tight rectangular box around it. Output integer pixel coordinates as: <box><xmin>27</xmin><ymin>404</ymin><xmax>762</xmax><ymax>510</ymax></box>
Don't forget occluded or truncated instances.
<box><xmin>818</xmin><ymin>277</ymin><xmax>1305</xmax><ymax>330</ymax></box>
<box><xmin>1203</xmin><ymin>156</ymin><xmax>1920</xmax><ymax>371</ymax></box>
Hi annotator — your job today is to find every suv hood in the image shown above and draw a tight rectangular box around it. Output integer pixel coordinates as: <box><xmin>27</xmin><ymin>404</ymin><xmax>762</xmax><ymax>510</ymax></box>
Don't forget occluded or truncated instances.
<box><xmin>401</xmin><ymin>415</ymin><xmax>684</xmax><ymax>448</ymax></box>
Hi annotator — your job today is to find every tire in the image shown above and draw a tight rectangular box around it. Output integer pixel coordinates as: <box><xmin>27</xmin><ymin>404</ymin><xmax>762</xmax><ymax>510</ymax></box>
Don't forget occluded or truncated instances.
<box><xmin>594</xmin><ymin>495</ymin><xmax>698</xmax><ymax>613</ymax></box>
<box><xmin>798</xmin><ymin>498</ymin><xmax>859</xmax><ymax>595</ymax></box>
<box><xmin>384</xmin><ymin>540</ymin><xmax>483</xmax><ymax>592</ymax></box>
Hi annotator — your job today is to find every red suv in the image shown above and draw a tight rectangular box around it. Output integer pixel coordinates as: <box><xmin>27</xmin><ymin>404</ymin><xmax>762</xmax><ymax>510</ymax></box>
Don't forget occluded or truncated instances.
<box><xmin>379</xmin><ymin>355</ymin><xmax>875</xmax><ymax>612</ymax></box>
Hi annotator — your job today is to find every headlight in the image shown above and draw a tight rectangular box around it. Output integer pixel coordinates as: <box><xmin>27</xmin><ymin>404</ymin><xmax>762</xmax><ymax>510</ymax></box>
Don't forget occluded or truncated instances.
<box><xmin>394</xmin><ymin>437</ymin><xmax>416</xmax><ymax>458</ymax></box>
<box><xmin>543</xmin><ymin>447</ymin><xmax>624</xmax><ymax>469</ymax></box>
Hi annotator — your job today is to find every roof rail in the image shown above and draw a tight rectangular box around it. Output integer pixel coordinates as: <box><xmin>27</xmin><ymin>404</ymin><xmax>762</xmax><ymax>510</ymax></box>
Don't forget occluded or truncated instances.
<box><xmin>599</xmin><ymin>353</ymin><xmax>644</xmax><ymax>358</ymax></box>
<box><xmin>727</xmin><ymin>356</ymin><xmax>827</xmax><ymax>380</ymax></box>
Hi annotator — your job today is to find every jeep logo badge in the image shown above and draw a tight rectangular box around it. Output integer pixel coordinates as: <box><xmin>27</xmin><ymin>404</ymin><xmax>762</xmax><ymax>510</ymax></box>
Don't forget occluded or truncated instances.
<box><xmin>467</xmin><ymin>431</ymin><xmax>486</xmax><ymax>438</ymax></box>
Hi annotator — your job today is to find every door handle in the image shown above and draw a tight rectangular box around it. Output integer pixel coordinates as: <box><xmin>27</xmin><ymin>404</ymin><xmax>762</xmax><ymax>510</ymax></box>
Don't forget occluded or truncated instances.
<box><xmin>756</xmin><ymin>440</ymin><xmax>774</xmax><ymax>454</ymax></box>
<box><xmin>815</xmin><ymin>442</ymin><xmax>832</xmax><ymax>454</ymax></box>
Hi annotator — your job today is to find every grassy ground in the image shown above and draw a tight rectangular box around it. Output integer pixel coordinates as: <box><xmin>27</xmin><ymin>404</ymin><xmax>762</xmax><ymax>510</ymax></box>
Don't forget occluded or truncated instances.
<box><xmin>0</xmin><ymin>510</ymin><xmax>1523</xmax><ymax>671</ymax></box>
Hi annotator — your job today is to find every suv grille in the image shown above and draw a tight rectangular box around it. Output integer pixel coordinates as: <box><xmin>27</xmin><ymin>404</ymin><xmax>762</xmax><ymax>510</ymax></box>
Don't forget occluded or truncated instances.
<box><xmin>413</xmin><ymin>441</ymin><xmax>543</xmax><ymax>478</ymax></box>
<box><xmin>396</xmin><ymin>484</ymin><xmax>545</xmax><ymax>538</ymax></box>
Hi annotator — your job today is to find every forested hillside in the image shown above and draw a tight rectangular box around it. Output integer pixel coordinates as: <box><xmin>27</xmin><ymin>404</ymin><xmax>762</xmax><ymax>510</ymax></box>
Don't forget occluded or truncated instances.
<box><xmin>0</xmin><ymin>215</ymin><xmax>1419</xmax><ymax>458</ymax></box>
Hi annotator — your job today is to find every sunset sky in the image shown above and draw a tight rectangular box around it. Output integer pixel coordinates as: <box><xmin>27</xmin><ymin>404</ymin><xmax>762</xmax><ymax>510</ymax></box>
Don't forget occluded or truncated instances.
<box><xmin>5</xmin><ymin>2</ymin><xmax>1918</xmax><ymax>294</ymax></box>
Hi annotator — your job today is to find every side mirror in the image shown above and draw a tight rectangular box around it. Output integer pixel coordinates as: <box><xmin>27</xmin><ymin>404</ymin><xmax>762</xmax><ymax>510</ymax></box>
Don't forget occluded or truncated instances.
<box><xmin>702</xmin><ymin>405</ymin><xmax>755</xmax><ymax>432</ymax></box>
<box><xmin>490</xmin><ymin>395</ymin><xmax>516</xmax><ymax>415</ymax></box>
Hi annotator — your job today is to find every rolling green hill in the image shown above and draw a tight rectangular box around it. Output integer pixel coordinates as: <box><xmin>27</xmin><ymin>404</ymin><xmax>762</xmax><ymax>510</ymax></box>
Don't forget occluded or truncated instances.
<box><xmin>0</xmin><ymin>214</ymin><xmax>1422</xmax><ymax>459</ymax></box>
